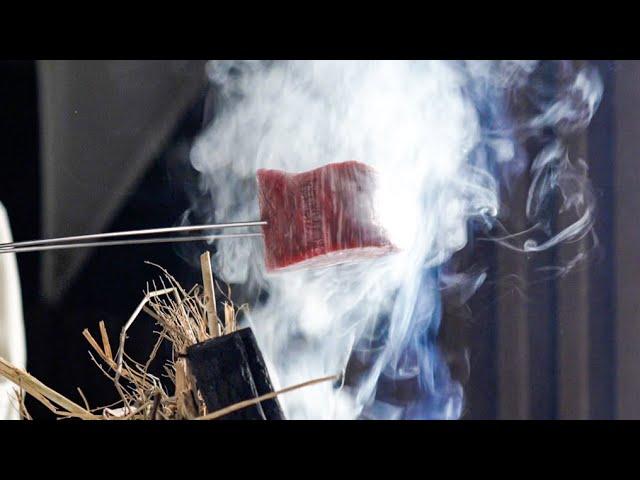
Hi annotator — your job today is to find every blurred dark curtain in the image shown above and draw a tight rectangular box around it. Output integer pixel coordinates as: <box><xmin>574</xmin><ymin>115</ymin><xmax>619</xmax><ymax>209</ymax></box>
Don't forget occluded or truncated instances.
<box><xmin>455</xmin><ymin>60</ymin><xmax>628</xmax><ymax>419</ymax></box>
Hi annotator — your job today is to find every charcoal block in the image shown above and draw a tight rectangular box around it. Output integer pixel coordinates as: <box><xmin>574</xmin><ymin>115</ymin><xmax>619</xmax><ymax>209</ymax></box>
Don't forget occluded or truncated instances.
<box><xmin>186</xmin><ymin>328</ymin><xmax>285</xmax><ymax>420</ymax></box>
<box><xmin>238</xmin><ymin>328</ymin><xmax>285</xmax><ymax>420</ymax></box>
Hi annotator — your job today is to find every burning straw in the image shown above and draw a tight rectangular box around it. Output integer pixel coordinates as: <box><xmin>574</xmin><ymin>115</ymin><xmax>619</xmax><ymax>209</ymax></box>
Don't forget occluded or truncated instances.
<box><xmin>0</xmin><ymin>256</ymin><xmax>336</xmax><ymax>420</ymax></box>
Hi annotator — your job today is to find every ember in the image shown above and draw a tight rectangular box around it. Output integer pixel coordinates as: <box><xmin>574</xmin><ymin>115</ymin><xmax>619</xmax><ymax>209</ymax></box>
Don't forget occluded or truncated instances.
<box><xmin>256</xmin><ymin>161</ymin><xmax>396</xmax><ymax>272</ymax></box>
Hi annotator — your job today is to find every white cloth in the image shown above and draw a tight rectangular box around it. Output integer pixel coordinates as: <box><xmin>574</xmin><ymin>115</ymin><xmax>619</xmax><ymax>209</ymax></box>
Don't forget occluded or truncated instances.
<box><xmin>0</xmin><ymin>203</ymin><xmax>26</xmax><ymax>419</ymax></box>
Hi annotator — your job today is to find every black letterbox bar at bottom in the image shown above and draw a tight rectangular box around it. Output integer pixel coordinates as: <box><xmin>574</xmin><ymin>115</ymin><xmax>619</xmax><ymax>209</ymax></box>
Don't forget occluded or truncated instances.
<box><xmin>186</xmin><ymin>327</ymin><xmax>286</xmax><ymax>420</ymax></box>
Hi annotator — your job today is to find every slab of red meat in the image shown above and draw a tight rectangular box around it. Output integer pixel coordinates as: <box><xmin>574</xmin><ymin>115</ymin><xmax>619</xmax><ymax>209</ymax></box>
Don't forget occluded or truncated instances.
<box><xmin>256</xmin><ymin>161</ymin><xmax>396</xmax><ymax>272</ymax></box>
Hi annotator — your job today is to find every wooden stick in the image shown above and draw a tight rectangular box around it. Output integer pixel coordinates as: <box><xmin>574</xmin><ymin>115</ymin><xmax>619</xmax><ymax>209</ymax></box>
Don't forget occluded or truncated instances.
<box><xmin>224</xmin><ymin>302</ymin><xmax>236</xmax><ymax>334</ymax></box>
<box><xmin>174</xmin><ymin>358</ymin><xmax>191</xmax><ymax>419</ymax></box>
<box><xmin>82</xmin><ymin>329</ymin><xmax>107</xmax><ymax>360</ymax></box>
<box><xmin>200</xmin><ymin>251</ymin><xmax>219</xmax><ymax>337</ymax></box>
<box><xmin>15</xmin><ymin>387</ymin><xmax>32</xmax><ymax>420</ymax></box>
<box><xmin>195</xmin><ymin>374</ymin><xmax>339</xmax><ymax>421</ymax></box>
<box><xmin>0</xmin><ymin>356</ymin><xmax>98</xmax><ymax>419</ymax></box>
<box><xmin>98</xmin><ymin>321</ymin><xmax>113</xmax><ymax>361</ymax></box>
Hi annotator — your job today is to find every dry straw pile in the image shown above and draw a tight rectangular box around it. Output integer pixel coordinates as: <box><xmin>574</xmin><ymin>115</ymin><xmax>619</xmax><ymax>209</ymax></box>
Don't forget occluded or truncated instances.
<box><xmin>0</xmin><ymin>254</ymin><xmax>336</xmax><ymax>420</ymax></box>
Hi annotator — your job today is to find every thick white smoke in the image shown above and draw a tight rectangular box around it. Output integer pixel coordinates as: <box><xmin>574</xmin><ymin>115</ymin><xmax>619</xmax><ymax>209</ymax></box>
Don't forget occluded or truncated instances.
<box><xmin>188</xmin><ymin>60</ymin><xmax>602</xmax><ymax>419</ymax></box>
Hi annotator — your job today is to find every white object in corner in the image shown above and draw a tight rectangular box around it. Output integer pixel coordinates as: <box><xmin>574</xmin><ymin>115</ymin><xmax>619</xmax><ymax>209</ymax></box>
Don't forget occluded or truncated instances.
<box><xmin>0</xmin><ymin>203</ymin><xmax>26</xmax><ymax>420</ymax></box>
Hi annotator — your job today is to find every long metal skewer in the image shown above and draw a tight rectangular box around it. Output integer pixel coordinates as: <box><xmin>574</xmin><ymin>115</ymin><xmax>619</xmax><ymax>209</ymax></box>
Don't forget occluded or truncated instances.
<box><xmin>0</xmin><ymin>220</ymin><xmax>266</xmax><ymax>252</ymax></box>
<box><xmin>0</xmin><ymin>232</ymin><xmax>264</xmax><ymax>254</ymax></box>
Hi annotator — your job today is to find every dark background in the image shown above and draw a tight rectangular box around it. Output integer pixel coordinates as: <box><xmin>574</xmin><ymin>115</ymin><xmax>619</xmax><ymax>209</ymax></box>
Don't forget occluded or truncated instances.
<box><xmin>0</xmin><ymin>60</ymin><xmax>632</xmax><ymax>419</ymax></box>
<box><xmin>0</xmin><ymin>61</ymin><xmax>211</xmax><ymax>418</ymax></box>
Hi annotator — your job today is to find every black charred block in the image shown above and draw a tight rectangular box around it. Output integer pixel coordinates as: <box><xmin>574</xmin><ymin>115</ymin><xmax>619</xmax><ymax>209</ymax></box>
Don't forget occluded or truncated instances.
<box><xmin>237</xmin><ymin>328</ymin><xmax>286</xmax><ymax>419</ymax></box>
<box><xmin>186</xmin><ymin>328</ymin><xmax>286</xmax><ymax>420</ymax></box>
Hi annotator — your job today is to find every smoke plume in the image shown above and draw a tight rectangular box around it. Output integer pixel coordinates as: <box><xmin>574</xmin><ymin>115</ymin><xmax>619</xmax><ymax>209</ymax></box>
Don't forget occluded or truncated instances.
<box><xmin>187</xmin><ymin>60</ymin><xmax>602</xmax><ymax>419</ymax></box>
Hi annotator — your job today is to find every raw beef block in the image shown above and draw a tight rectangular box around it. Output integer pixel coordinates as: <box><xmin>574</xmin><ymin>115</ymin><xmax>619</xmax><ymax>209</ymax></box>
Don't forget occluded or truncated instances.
<box><xmin>256</xmin><ymin>161</ymin><xmax>395</xmax><ymax>272</ymax></box>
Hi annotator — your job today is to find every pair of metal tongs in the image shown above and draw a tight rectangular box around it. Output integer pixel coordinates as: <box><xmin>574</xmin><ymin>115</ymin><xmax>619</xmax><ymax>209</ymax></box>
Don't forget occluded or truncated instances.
<box><xmin>0</xmin><ymin>221</ymin><xmax>266</xmax><ymax>254</ymax></box>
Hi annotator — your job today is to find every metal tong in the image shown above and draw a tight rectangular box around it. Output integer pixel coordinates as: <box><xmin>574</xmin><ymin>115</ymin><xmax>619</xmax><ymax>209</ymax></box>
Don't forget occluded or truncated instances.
<box><xmin>0</xmin><ymin>221</ymin><xmax>266</xmax><ymax>254</ymax></box>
